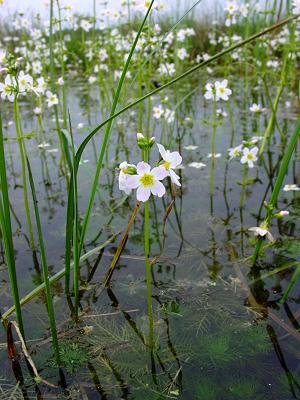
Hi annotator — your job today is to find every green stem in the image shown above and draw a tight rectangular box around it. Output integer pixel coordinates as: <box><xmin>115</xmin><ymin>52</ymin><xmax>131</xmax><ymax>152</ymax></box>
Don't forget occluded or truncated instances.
<box><xmin>252</xmin><ymin>118</ymin><xmax>300</xmax><ymax>265</ymax></box>
<box><xmin>13</xmin><ymin>98</ymin><xmax>35</xmax><ymax>249</ymax></box>
<box><xmin>0</xmin><ymin>112</ymin><xmax>24</xmax><ymax>337</ymax></box>
<box><xmin>26</xmin><ymin>158</ymin><xmax>60</xmax><ymax>365</ymax></box>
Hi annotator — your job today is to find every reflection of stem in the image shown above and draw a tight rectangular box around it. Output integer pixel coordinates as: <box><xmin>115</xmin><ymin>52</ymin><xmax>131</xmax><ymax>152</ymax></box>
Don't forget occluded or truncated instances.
<box><xmin>239</xmin><ymin>164</ymin><xmax>247</xmax><ymax>210</ymax></box>
<box><xmin>210</xmin><ymin>94</ymin><xmax>217</xmax><ymax>198</ymax></box>
<box><xmin>144</xmin><ymin>200</ymin><xmax>154</xmax><ymax>348</ymax></box>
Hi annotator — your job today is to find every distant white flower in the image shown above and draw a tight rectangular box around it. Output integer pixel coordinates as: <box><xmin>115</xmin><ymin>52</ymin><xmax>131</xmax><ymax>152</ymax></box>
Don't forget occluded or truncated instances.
<box><xmin>177</xmin><ymin>48</ymin><xmax>188</xmax><ymax>60</ymax></box>
<box><xmin>125</xmin><ymin>162</ymin><xmax>168</xmax><ymax>202</ymax></box>
<box><xmin>38</xmin><ymin>142</ymin><xmax>50</xmax><ymax>148</ymax></box>
<box><xmin>184</xmin><ymin>145</ymin><xmax>198</xmax><ymax>151</ymax></box>
<box><xmin>77</xmin><ymin>122</ymin><xmax>84</xmax><ymax>129</ymax></box>
<box><xmin>34</xmin><ymin>107</ymin><xmax>42</xmax><ymax>115</ymax></box>
<box><xmin>228</xmin><ymin>144</ymin><xmax>243</xmax><ymax>160</ymax></box>
<box><xmin>119</xmin><ymin>161</ymin><xmax>136</xmax><ymax>195</ymax></box>
<box><xmin>225</xmin><ymin>1</ymin><xmax>239</xmax><ymax>15</ymax></box>
<box><xmin>57</xmin><ymin>77</ymin><xmax>65</xmax><ymax>86</ymax></box>
<box><xmin>157</xmin><ymin>143</ymin><xmax>182</xmax><ymax>186</ymax></box>
<box><xmin>250</xmin><ymin>103</ymin><xmax>266</xmax><ymax>113</ymax></box>
<box><xmin>207</xmin><ymin>153</ymin><xmax>221</xmax><ymax>159</ymax></box>
<box><xmin>283</xmin><ymin>184</ymin><xmax>300</xmax><ymax>191</ymax></box>
<box><xmin>292</xmin><ymin>0</ymin><xmax>300</xmax><ymax>14</ymax></box>
<box><xmin>88</xmin><ymin>76</ymin><xmax>97</xmax><ymax>84</ymax></box>
<box><xmin>249</xmin><ymin>226</ymin><xmax>274</xmax><ymax>242</ymax></box>
<box><xmin>18</xmin><ymin>70</ymin><xmax>33</xmax><ymax>92</ymax></box>
<box><xmin>47</xmin><ymin>148</ymin><xmax>59</xmax><ymax>153</ymax></box>
<box><xmin>99</xmin><ymin>48</ymin><xmax>108</xmax><ymax>62</ymax></box>
<box><xmin>158</xmin><ymin>63</ymin><xmax>175</xmax><ymax>76</ymax></box>
<box><xmin>217</xmin><ymin>108</ymin><xmax>228</xmax><ymax>117</ymax></box>
<box><xmin>204</xmin><ymin>83</ymin><xmax>214</xmax><ymax>100</ymax></box>
<box><xmin>80</xmin><ymin>19</ymin><xmax>92</xmax><ymax>32</ymax></box>
<box><xmin>188</xmin><ymin>162</ymin><xmax>206</xmax><ymax>169</ymax></box>
<box><xmin>46</xmin><ymin>91</ymin><xmax>58</xmax><ymax>108</ymax></box>
<box><xmin>240</xmin><ymin>147</ymin><xmax>258</xmax><ymax>168</ymax></box>
<box><xmin>153</xmin><ymin>105</ymin><xmax>164</xmax><ymax>119</ymax></box>
<box><xmin>164</xmin><ymin>109</ymin><xmax>175</xmax><ymax>124</ymax></box>
<box><xmin>36</xmin><ymin>77</ymin><xmax>47</xmax><ymax>94</ymax></box>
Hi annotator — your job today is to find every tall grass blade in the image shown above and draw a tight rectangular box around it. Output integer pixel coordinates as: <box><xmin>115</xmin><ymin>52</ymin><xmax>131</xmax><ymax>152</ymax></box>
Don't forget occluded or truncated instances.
<box><xmin>252</xmin><ymin>118</ymin><xmax>300</xmax><ymax>265</ymax></box>
<box><xmin>26</xmin><ymin>157</ymin><xmax>60</xmax><ymax>364</ymax></box>
<box><xmin>0</xmin><ymin>111</ymin><xmax>24</xmax><ymax>337</ymax></box>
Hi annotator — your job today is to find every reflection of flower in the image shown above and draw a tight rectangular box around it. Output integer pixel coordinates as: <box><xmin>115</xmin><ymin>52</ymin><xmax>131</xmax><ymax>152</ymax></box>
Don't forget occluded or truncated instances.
<box><xmin>125</xmin><ymin>162</ymin><xmax>168</xmax><ymax>202</ymax></box>
<box><xmin>283</xmin><ymin>184</ymin><xmax>300</xmax><ymax>191</ymax></box>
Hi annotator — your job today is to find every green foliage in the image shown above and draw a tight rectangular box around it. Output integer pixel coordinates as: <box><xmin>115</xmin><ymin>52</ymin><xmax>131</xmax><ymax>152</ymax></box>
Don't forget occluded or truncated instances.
<box><xmin>59</xmin><ymin>342</ymin><xmax>88</xmax><ymax>373</ymax></box>
<box><xmin>194</xmin><ymin>379</ymin><xmax>220</xmax><ymax>400</ymax></box>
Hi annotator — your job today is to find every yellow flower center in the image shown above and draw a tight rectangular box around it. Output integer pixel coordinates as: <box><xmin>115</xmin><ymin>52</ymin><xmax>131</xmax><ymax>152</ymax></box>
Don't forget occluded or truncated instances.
<box><xmin>20</xmin><ymin>79</ymin><xmax>25</xmax><ymax>85</ymax></box>
<box><xmin>145</xmin><ymin>1</ymin><xmax>151</xmax><ymax>7</ymax></box>
<box><xmin>163</xmin><ymin>161</ymin><xmax>171</xmax><ymax>170</ymax></box>
<box><xmin>140</xmin><ymin>173</ymin><xmax>154</xmax><ymax>187</ymax></box>
<box><xmin>220</xmin><ymin>87</ymin><xmax>225</xmax><ymax>93</ymax></box>
<box><xmin>247</xmin><ymin>153</ymin><xmax>254</xmax><ymax>160</ymax></box>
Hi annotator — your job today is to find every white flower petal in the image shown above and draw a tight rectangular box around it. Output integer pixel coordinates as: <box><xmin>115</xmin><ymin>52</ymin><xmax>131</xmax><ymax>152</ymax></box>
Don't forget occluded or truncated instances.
<box><xmin>170</xmin><ymin>169</ymin><xmax>181</xmax><ymax>186</ymax></box>
<box><xmin>150</xmin><ymin>181</ymin><xmax>166</xmax><ymax>197</ymax></box>
<box><xmin>137</xmin><ymin>185</ymin><xmax>151</xmax><ymax>202</ymax></box>
<box><xmin>125</xmin><ymin>175</ymin><xmax>140</xmax><ymax>189</ymax></box>
<box><xmin>136</xmin><ymin>161</ymin><xmax>151</xmax><ymax>175</ymax></box>
<box><xmin>152</xmin><ymin>166</ymin><xmax>168</xmax><ymax>180</ymax></box>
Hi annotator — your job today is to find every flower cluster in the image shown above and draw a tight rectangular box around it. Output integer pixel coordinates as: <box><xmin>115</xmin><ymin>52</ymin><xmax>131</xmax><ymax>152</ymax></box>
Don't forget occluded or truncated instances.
<box><xmin>118</xmin><ymin>139</ymin><xmax>182</xmax><ymax>202</ymax></box>
<box><xmin>228</xmin><ymin>138</ymin><xmax>261</xmax><ymax>168</ymax></box>
<box><xmin>204</xmin><ymin>80</ymin><xmax>232</xmax><ymax>102</ymax></box>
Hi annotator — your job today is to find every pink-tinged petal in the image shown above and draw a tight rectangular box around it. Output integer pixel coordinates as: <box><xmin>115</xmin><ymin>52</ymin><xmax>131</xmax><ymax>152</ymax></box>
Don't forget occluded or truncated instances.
<box><xmin>125</xmin><ymin>175</ymin><xmax>140</xmax><ymax>189</ymax></box>
<box><xmin>240</xmin><ymin>156</ymin><xmax>247</xmax><ymax>164</ymax></box>
<box><xmin>170</xmin><ymin>169</ymin><xmax>181</xmax><ymax>186</ymax></box>
<box><xmin>152</xmin><ymin>166</ymin><xmax>168</xmax><ymax>180</ymax></box>
<box><xmin>150</xmin><ymin>181</ymin><xmax>166</xmax><ymax>197</ymax></box>
<box><xmin>168</xmin><ymin>151</ymin><xmax>182</xmax><ymax>168</ymax></box>
<box><xmin>137</xmin><ymin>185</ymin><xmax>151</xmax><ymax>202</ymax></box>
<box><xmin>222</xmin><ymin>79</ymin><xmax>228</xmax><ymax>87</ymax></box>
<box><xmin>136</xmin><ymin>161</ymin><xmax>151</xmax><ymax>175</ymax></box>
<box><xmin>157</xmin><ymin>143</ymin><xmax>166</xmax><ymax>160</ymax></box>
<box><xmin>252</xmin><ymin>147</ymin><xmax>259</xmax><ymax>156</ymax></box>
<box><xmin>204</xmin><ymin>91</ymin><xmax>214</xmax><ymax>100</ymax></box>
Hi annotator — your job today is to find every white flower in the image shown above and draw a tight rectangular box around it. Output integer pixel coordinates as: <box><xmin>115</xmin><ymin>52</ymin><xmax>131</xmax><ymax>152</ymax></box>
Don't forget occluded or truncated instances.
<box><xmin>204</xmin><ymin>83</ymin><xmax>214</xmax><ymax>100</ymax></box>
<box><xmin>240</xmin><ymin>147</ymin><xmax>258</xmax><ymax>168</ymax></box>
<box><xmin>204</xmin><ymin>80</ymin><xmax>232</xmax><ymax>101</ymax></box>
<box><xmin>99</xmin><ymin>48</ymin><xmax>108</xmax><ymax>62</ymax></box>
<box><xmin>188</xmin><ymin>162</ymin><xmax>206</xmax><ymax>169</ymax></box>
<box><xmin>215</xmin><ymin>80</ymin><xmax>232</xmax><ymax>101</ymax></box>
<box><xmin>283</xmin><ymin>184</ymin><xmax>300</xmax><ymax>191</ymax></box>
<box><xmin>34</xmin><ymin>107</ymin><xmax>42</xmax><ymax>115</ymax></box>
<box><xmin>207</xmin><ymin>153</ymin><xmax>221</xmax><ymax>159</ymax></box>
<box><xmin>57</xmin><ymin>77</ymin><xmax>65</xmax><ymax>86</ymax></box>
<box><xmin>157</xmin><ymin>143</ymin><xmax>182</xmax><ymax>186</ymax></box>
<box><xmin>38</xmin><ymin>142</ymin><xmax>50</xmax><ymax>148</ymax></box>
<box><xmin>118</xmin><ymin>161</ymin><xmax>136</xmax><ymax>195</ymax></box>
<box><xmin>292</xmin><ymin>0</ymin><xmax>300</xmax><ymax>14</ymax></box>
<box><xmin>36</xmin><ymin>77</ymin><xmax>47</xmax><ymax>94</ymax></box>
<box><xmin>77</xmin><ymin>122</ymin><xmax>84</xmax><ymax>129</ymax></box>
<box><xmin>18</xmin><ymin>71</ymin><xmax>33</xmax><ymax>92</ymax></box>
<box><xmin>125</xmin><ymin>162</ymin><xmax>168</xmax><ymax>202</ymax></box>
<box><xmin>228</xmin><ymin>144</ymin><xmax>243</xmax><ymax>160</ymax></box>
<box><xmin>164</xmin><ymin>109</ymin><xmax>175</xmax><ymax>124</ymax></box>
<box><xmin>88</xmin><ymin>76</ymin><xmax>97</xmax><ymax>84</ymax></box>
<box><xmin>0</xmin><ymin>75</ymin><xmax>15</xmax><ymax>102</ymax></box>
<box><xmin>248</xmin><ymin>226</ymin><xmax>274</xmax><ymax>242</ymax></box>
<box><xmin>184</xmin><ymin>145</ymin><xmax>198</xmax><ymax>150</ymax></box>
<box><xmin>177</xmin><ymin>48</ymin><xmax>188</xmax><ymax>60</ymax></box>
<box><xmin>80</xmin><ymin>19</ymin><xmax>92</xmax><ymax>32</ymax></box>
<box><xmin>250</xmin><ymin>103</ymin><xmax>266</xmax><ymax>113</ymax></box>
<box><xmin>46</xmin><ymin>91</ymin><xmax>59</xmax><ymax>108</ymax></box>
<box><xmin>225</xmin><ymin>1</ymin><xmax>239</xmax><ymax>15</ymax></box>
<box><xmin>153</xmin><ymin>105</ymin><xmax>164</xmax><ymax>119</ymax></box>
<box><xmin>278</xmin><ymin>211</ymin><xmax>290</xmax><ymax>217</ymax></box>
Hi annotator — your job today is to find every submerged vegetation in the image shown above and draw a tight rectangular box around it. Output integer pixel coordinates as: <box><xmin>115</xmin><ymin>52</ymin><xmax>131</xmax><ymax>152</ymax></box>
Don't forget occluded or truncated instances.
<box><xmin>0</xmin><ymin>0</ymin><xmax>300</xmax><ymax>398</ymax></box>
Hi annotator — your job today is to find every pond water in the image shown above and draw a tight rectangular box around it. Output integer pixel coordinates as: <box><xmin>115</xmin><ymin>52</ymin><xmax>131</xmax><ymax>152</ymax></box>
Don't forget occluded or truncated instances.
<box><xmin>0</xmin><ymin>74</ymin><xmax>299</xmax><ymax>399</ymax></box>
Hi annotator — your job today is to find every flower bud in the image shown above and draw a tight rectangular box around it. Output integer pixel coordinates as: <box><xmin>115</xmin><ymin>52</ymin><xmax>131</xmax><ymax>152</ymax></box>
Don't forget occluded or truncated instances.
<box><xmin>137</xmin><ymin>132</ymin><xmax>144</xmax><ymax>140</ymax></box>
<box><xmin>273</xmin><ymin>210</ymin><xmax>290</xmax><ymax>219</ymax></box>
